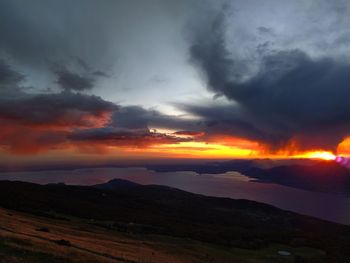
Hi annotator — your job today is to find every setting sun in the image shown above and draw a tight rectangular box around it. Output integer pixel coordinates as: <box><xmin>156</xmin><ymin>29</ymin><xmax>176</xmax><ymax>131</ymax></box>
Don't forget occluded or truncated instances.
<box><xmin>297</xmin><ymin>151</ymin><xmax>337</xmax><ymax>160</ymax></box>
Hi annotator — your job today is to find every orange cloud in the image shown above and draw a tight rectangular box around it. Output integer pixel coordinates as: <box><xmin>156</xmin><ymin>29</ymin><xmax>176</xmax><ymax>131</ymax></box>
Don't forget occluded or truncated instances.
<box><xmin>337</xmin><ymin>137</ymin><xmax>350</xmax><ymax>156</ymax></box>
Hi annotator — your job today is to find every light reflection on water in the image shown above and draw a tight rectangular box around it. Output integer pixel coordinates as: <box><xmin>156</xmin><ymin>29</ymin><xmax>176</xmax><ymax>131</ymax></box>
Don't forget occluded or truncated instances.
<box><xmin>1</xmin><ymin>167</ymin><xmax>350</xmax><ymax>226</ymax></box>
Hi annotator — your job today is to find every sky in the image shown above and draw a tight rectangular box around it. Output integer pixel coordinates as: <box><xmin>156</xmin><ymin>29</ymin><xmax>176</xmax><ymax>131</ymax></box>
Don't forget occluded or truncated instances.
<box><xmin>0</xmin><ymin>0</ymin><xmax>349</xmax><ymax>164</ymax></box>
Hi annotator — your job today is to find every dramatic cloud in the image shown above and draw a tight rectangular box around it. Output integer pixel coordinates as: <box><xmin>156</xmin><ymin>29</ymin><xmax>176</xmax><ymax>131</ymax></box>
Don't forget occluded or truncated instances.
<box><xmin>187</xmin><ymin>4</ymin><xmax>350</xmax><ymax>152</ymax></box>
<box><xmin>0</xmin><ymin>126</ymin><xmax>68</xmax><ymax>154</ymax></box>
<box><xmin>55</xmin><ymin>69</ymin><xmax>95</xmax><ymax>92</ymax></box>
<box><xmin>0</xmin><ymin>60</ymin><xmax>194</xmax><ymax>154</ymax></box>
<box><xmin>0</xmin><ymin>0</ymin><xmax>349</xmax><ymax>157</ymax></box>
<box><xmin>0</xmin><ymin>92</ymin><xmax>118</xmax><ymax>153</ymax></box>
<box><xmin>0</xmin><ymin>92</ymin><xmax>117</xmax><ymax>128</ymax></box>
<box><xmin>69</xmin><ymin>127</ymin><xmax>191</xmax><ymax>148</ymax></box>
<box><xmin>0</xmin><ymin>60</ymin><xmax>118</xmax><ymax>153</ymax></box>
<box><xmin>0</xmin><ymin>59</ymin><xmax>24</xmax><ymax>89</ymax></box>
<box><xmin>110</xmin><ymin>105</ymin><xmax>202</xmax><ymax>132</ymax></box>
<box><xmin>0</xmin><ymin>0</ymin><xmax>201</xmax><ymax>106</ymax></box>
<box><xmin>0</xmin><ymin>92</ymin><xmax>195</xmax><ymax>153</ymax></box>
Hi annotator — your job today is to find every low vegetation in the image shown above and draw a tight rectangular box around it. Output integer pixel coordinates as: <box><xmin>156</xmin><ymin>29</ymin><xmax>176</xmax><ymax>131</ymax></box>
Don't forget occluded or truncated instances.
<box><xmin>0</xmin><ymin>179</ymin><xmax>349</xmax><ymax>262</ymax></box>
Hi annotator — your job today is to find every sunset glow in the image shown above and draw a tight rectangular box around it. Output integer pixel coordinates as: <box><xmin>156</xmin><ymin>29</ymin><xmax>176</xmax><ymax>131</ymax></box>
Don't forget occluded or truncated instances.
<box><xmin>0</xmin><ymin>0</ymin><xmax>349</xmax><ymax>166</ymax></box>
<box><xmin>103</xmin><ymin>138</ymin><xmax>347</xmax><ymax>160</ymax></box>
<box><xmin>294</xmin><ymin>151</ymin><xmax>337</xmax><ymax>160</ymax></box>
<box><xmin>2</xmin><ymin>132</ymin><xmax>349</xmax><ymax>161</ymax></box>
<box><xmin>147</xmin><ymin>141</ymin><xmax>258</xmax><ymax>158</ymax></box>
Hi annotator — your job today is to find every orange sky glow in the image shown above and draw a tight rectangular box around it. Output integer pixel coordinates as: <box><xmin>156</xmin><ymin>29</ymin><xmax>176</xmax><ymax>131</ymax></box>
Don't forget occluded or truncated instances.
<box><xmin>1</xmin><ymin>130</ymin><xmax>350</xmax><ymax>162</ymax></box>
<box><xmin>120</xmin><ymin>133</ymin><xmax>350</xmax><ymax>160</ymax></box>
<box><xmin>23</xmin><ymin>136</ymin><xmax>350</xmax><ymax>161</ymax></box>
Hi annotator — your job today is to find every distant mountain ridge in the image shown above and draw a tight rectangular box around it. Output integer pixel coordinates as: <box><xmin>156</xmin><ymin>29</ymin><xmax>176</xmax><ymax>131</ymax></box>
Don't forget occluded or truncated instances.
<box><xmin>1</xmin><ymin>159</ymin><xmax>349</xmax><ymax>194</ymax></box>
<box><xmin>146</xmin><ymin>160</ymin><xmax>350</xmax><ymax>194</ymax></box>
<box><xmin>243</xmin><ymin>161</ymin><xmax>350</xmax><ymax>194</ymax></box>
<box><xmin>94</xmin><ymin>178</ymin><xmax>140</xmax><ymax>190</ymax></box>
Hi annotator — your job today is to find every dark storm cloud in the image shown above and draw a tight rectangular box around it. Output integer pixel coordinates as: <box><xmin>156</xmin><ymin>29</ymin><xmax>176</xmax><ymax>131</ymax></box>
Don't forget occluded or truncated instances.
<box><xmin>0</xmin><ymin>58</ymin><xmax>119</xmax><ymax>153</ymax></box>
<box><xmin>65</xmin><ymin>105</ymin><xmax>201</xmax><ymax>149</ymax></box>
<box><xmin>111</xmin><ymin>106</ymin><xmax>201</xmax><ymax>131</ymax></box>
<box><xmin>0</xmin><ymin>92</ymin><xmax>196</xmax><ymax>153</ymax></box>
<box><xmin>1</xmin><ymin>0</ymin><xmax>348</xmax><ymax>155</ymax></box>
<box><xmin>0</xmin><ymin>88</ymin><xmax>118</xmax><ymax>153</ymax></box>
<box><xmin>0</xmin><ymin>0</ymin><xmax>196</xmax><ymax>97</ymax></box>
<box><xmin>69</xmin><ymin>127</ymin><xmax>191</xmax><ymax>148</ymax></box>
<box><xmin>55</xmin><ymin>69</ymin><xmax>95</xmax><ymax>92</ymax></box>
<box><xmin>0</xmin><ymin>59</ymin><xmax>24</xmax><ymax>88</ymax></box>
<box><xmin>64</xmin><ymin>105</ymin><xmax>198</xmax><ymax>151</ymax></box>
<box><xmin>0</xmin><ymin>91</ymin><xmax>117</xmax><ymax>128</ymax></box>
<box><xmin>0</xmin><ymin>59</ymin><xmax>194</xmax><ymax>154</ymax></box>
<box><xmin>188</xmin><ymin>9</ymin><xmax>350</xmax><ymax>152</ymax></box>
<box><xmin>111</xmin><ymin>106</ymin><xmax>152</xmax><ymax>130</ymax></box>
<box><xmin>93</xmin><ymin>71</ymin><xmax>109</xmax><ymax>78</ymax></box>
<box><xmin>0</xmin><ymin>0</ymin><xmax>110</xmax><ymax>67</ymax></box>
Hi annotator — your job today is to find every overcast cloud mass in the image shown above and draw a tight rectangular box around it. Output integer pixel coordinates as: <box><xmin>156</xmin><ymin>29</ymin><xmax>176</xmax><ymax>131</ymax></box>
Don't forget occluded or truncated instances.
<box><xmin>0</xmin><ymin>0</ymin><xmax>349</xmax><ymax>157</ymax></box>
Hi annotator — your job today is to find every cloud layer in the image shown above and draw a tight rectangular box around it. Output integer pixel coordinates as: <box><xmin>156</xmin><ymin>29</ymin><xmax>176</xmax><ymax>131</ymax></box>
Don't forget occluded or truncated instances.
<box><xmin>0</xmin><ymin>0</ymin><xmax>349</xmax><ymax>157</ymax></box>
<box><xmin>0</xmin><ymin>60</ymin><xmax>191</xmax><ymax>154</ymax></box>
<box><xmin>186</xmin><ymin>3</ymin><xmax>350</xmax><ymax>152</ymax></box>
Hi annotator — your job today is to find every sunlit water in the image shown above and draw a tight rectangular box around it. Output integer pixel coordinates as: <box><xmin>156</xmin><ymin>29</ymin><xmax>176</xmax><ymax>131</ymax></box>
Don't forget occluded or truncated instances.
<box><xmin>1</xmin><ymin>167</ymin><xmax>350</xmax><ymax>225</ymax></box>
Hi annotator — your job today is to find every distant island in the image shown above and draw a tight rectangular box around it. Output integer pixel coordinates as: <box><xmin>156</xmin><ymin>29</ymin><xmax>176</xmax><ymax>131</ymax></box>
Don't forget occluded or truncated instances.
<box><xmin>146</xmin><ymin>160</ymin><xmax>350</xmax><ymax>195</ymax></box>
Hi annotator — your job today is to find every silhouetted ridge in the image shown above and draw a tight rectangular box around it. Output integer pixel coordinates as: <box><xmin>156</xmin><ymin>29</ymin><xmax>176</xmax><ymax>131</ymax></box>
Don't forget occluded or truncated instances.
<box><xmin>94</xmin><ymin>178</ymin><xmax>140</xmax><ymax>190</ymax></box>
<box><xmin>1</xmin><ymin>179</ymin><xmax>350</xmax><ymax>262</ymax></box>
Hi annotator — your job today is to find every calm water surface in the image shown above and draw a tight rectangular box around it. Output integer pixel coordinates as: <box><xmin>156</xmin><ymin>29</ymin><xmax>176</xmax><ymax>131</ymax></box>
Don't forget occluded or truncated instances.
<box><xmin>1</xmin><ymin>167</ymin><xmax>350</xmax><ymax>225</ymax></box>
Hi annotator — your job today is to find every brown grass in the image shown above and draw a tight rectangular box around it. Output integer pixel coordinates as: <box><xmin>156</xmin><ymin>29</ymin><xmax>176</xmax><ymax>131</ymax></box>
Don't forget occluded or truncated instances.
<box><xmin>0</xmin><ymin>207</ymin><xmax>325</xmax><ymax>263</ymax></box>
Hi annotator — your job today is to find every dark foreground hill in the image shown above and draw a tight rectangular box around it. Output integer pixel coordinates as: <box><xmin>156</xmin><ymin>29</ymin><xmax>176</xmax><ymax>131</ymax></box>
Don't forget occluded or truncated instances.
<box><xmin>0</xmin><ymin>179</ymin><xmax>350</xmax><ymax>262</ymax></box>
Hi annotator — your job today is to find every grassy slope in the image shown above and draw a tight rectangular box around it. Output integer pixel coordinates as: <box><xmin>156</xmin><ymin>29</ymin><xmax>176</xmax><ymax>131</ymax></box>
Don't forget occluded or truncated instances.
<box><xmin>0</xmin><ymin>180</ymin><xmax>349</xmax><ymax>262</ymax></box>
<box><xmin>0</xmin><ymin>207</ymin><xmax>325</xmax><ymax>263</ymax></box>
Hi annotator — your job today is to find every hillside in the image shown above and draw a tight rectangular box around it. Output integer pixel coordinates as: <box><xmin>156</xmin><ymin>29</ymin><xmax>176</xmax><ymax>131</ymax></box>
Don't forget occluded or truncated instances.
<box><xmin>0</xmin><ymin>179</ymin><xmax>350</xmax><ymax>262</ymax></box>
